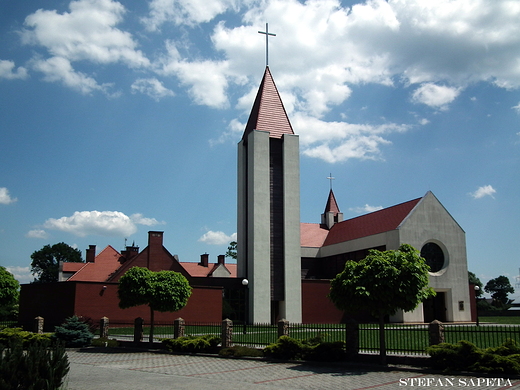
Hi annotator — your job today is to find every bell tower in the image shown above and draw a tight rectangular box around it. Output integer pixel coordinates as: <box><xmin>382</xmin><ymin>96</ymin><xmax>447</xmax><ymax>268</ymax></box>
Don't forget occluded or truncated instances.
<box><xmin>237</xmin><ymin>66</ymin><xmax>301</xmax><ymax>323</ymax></box>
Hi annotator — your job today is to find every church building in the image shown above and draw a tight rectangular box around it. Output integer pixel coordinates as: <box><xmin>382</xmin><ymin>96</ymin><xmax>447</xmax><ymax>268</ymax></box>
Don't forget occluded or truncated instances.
<box><xmin>237</xmin><ymin>66</ymin><xmax>472</xmax><ymax>323</ymax></box>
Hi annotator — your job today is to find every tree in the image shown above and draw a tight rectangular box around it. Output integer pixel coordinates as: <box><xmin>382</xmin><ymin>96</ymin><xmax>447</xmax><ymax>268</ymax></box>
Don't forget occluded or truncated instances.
<box><xmin>329</xmin><ymin>244</ymin><xmax>435</xmax><ymax>365</ymax></box>
<box><xmin>0</xmin><ymin>267</ymin><xmax>19</xmax><ymax>320</ymax></box>
<box><xmin>485</xmin><ymin>275</ymin><xmax>514</xmax><ymax>308</ymax></box>
<box><xmin>468</xmin><ymin>271</ymin><xmax>484</xmax><ymax>298</ymax></box>
<box><xmin>30</xmin><ymin>243</ymin><xmax>83</xmax><ymax>283</ymax></box>
<box><xmin>118</xmin><ymin>267</ymin><xmax>192</xmax><ymax>343</ymax></box>
<box><xmin>225</xmin><ymin>241</ymin><xmax>237</xmax><ymax>260</ymax></box>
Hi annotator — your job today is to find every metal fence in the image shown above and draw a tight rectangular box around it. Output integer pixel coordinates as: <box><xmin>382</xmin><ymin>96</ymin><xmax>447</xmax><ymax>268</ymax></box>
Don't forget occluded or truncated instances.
<box><xmin>444</xmin><ymin>324</ymin><xmax>520</xmax><ymax>349</ymax></box>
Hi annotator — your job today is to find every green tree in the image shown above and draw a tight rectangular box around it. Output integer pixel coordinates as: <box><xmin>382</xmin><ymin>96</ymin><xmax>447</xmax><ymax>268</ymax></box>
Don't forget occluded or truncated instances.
<box><xmin>468</xmin><ymin>271</ymin><xmax>484</xmax><ymax>298</ymax></box>
<box><xmin>0</xmin><ymin>267</ymin><xmax>19</xmax><ymax>320</ymax></box>
<box><xmin>485</xmin><ymin>275</ymin><xmax>514</xmax><ymax>307</ymax></box>
<box><xmin>225</xmin><ymin>241</ymin><xmax>237</xmax><ymax>260</ymax></box>
<box><xmin>30</xmin><ymin>243</ymin><xmax>83</xmax><ymax>283</ymax></box>
<box><xmin>329</xmin><ymin>244</ymin><xmax>435</xmax><ymax>365</ymax></box>
<box><xmin>118</xmin><ymin>267</ymin><xmax>192</xmax><ymax>343</ymax></box>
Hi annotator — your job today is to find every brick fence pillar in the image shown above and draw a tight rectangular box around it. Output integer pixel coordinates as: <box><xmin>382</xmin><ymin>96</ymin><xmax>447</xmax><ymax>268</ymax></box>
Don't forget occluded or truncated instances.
<box><xmin>34</xmin><ymin>316</ymin><xmax>44</xmax><ymax>334</ymax></box>
<box><xmin>345</xmin><ymin>319</ymin><xmax>359</xmax><ymax>358</ymax></box>
<box><xmin>278</xmin><ymin>319</ymin><xmax>289</xmax><ymax>338</ymax></box>
<box><xmin>429</xmin><ymin>320</ymin><xmax>445</xmax><ymax>346</ymax></box>
<box><xmin>221</xmin><ymin>318</ymin><xmax>233</xmax><ymax>348</ymax></box>
<box><xmin>99</xmin><ymin>317</ymin><xmax>109</xmax><ymax>338</ymax></box>
<box><xmin>134</xmin><ymin>317</ymin><xmax>144</xmax><ymax>343</ymax></box>
<box><xmin>174</xmin><ymin>317</ymin><xmax>185</xmax><ymax>339</ymax></box>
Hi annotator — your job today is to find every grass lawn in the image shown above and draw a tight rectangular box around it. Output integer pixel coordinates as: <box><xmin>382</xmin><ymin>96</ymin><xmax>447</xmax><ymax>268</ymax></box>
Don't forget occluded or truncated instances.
<box><xmin>479</xmin><ymin>316</ymin><xmax>520</xmax><ymax>325</ymax></box>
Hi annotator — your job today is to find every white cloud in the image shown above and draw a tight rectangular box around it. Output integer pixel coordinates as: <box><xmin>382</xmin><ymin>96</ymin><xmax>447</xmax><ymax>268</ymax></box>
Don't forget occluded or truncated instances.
<box><xmin>411</xmin><ymin>83</ymin><xmax>461</xmax><ymax>109</ymax></box>
<box><xmin>23</xmin><ymin>0</ymin><xmax>149</xmax><ymax>67</ymax></box>
<box><xmin>22</xmin><ymin>0</ymin><xmax>150</xmax><ymax>93</ymax></box>
<box><xmin>198</xmin><ymin>230</ymin><xmax>237</xmax><ymax>245</ymax></box>
<box><xmin>0</xmin><ymin>60</ymin><xmax>28</xmax><ymax>80</ymax></box>
<box><xmin>4</xmin><ymin>266</ymin><xmax>33</xmax><ymax>284</ymax></box>
<box><xmin>131</xmin><ymin>78</ymin><xmax>174</xmax><ymax>101</ymax></box>
<box><xmin>294</xmin><ymin>113</ymin><xmax>409</xmax><ymax>163</ymax></box>
<box><xmin>142</xmin><ymin>0</ymin><xmax>241</xmax><ymax>31</ymax></box>
<box><xmin>43</xmin><ymin>210</ymin><xmax>163</xmax><ymax>237</ymax></box>
<box><xmin>470</xmin><ymin>185</ymin><xmax>497</xmax><ymax>199</ymax></box>
<box><xmin>26</xmin><ymin>229</ymin><xmax>49</xmax><ymax>239</ymax></box>
<box><xmin>31</xmin><ymin>56</ymin><xmax>113</xmax><ymax>95</ymax></box>
<box><xmin>0</xmin><ymin>187</ymin><xmax>17</xmax><ymax>205</ymax></box>
<box><xmin>349</xmin><ymin>204</ymin><xmax>384</xmax><ymax>214</ymax></box>
<box><xmin>512</xmin><ymin>103</ymin><xmax>520</xmax><ymax>113</ymax></box>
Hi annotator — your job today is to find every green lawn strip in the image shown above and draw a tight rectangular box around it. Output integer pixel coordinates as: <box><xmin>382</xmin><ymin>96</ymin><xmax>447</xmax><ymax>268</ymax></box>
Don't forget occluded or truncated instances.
<box><xmin>479</xmin><ymin>316</ymin><xmax>520</xmax><ymax>325</ymax></box>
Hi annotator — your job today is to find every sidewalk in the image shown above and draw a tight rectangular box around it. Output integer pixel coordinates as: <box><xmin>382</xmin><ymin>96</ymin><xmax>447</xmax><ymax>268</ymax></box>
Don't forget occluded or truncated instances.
<box><xmin>65</xmin><ymin>348</ymin><xmax>520</xmax><ymax>390</ymax></box>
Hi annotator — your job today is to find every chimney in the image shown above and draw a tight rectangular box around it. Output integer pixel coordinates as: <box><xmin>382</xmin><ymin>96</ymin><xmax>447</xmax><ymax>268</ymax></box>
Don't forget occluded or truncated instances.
<box><xmin>148</xmin><ymin>231</ymin><xmax>164</xmax><ymax>248</ymax></box>
<box><xmin>199</xmin><ymin>253</ymin><xmax>209</xmax><ymax>267</ymax></box>
<box><xmin>217</xmin><ymin>255</ymin><xmax>225</xmax><ymax>265</ymax></box>
<box><xmin>86</xmin><ymin>245</ymin><xmax>96</xmax><ymax>263</ymax></box>
<box><xmin>121</xmin><ymin>244</ymin><xmax>139</xmax><ymax>262</ymax></box>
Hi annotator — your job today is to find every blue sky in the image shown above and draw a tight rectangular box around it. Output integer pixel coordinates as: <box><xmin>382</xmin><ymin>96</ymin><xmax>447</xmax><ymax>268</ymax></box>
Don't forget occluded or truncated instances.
<box><xmin>1</xmin><ymin>0</ymin><xmax>519</xmax><ymax>299</ymax></box>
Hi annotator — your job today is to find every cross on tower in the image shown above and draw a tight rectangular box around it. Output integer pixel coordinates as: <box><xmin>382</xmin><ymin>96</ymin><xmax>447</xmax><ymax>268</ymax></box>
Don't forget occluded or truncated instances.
<box><xmin>258</xmin><ymin>23</ymin><xmax>276</xmax><ymax>67</ymax></box>
<box><xmin>327</xmin><ymin>173</ymin><xmax>335</xmax><ymax>190</ymax></box>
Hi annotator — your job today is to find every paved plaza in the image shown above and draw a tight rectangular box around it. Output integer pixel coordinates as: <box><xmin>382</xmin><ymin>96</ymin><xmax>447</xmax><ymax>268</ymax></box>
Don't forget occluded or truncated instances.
<box><xmin>65</xmin><ymin>348</ymin><xmax>520</xmax><ymax>390</ymax></box>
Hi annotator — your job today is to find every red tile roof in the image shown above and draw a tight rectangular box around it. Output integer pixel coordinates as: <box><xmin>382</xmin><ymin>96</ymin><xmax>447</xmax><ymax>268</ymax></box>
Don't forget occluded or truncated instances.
<box><xmin>62</xmin><ymin>262</ymin><xmax>86</xmax><ymax>273</ymax></box>
<box><xmin>243</xmin><ymin>66</ymin><xmax>294</xmax><ymax>140</ymax></box>
<box><xmin>181</xmin><ymin>262</ymin><xmax>237</xmax><ymax>278</ymax></box>
<box><xmin>323</xmin><ymin>198</ymin><xmax>421</xmax><ymax>247</ymax></box>
<box><xmin>67</xmin><ymin>245</ymin><xmax>123</xmax><ymax>282</ymax></box>
<box><xmin>301</xmin><ymin>223</ymin><xmax>329</xmax><ymax>248</ymax></box>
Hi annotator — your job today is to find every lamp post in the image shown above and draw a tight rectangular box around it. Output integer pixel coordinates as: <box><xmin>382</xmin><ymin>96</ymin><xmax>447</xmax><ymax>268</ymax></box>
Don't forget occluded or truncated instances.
<box><xmin>242</xmin><ymin>278</ymin><xmax>249</xmax><ymax>334</ymax></box>
<box><xmin>474</xmin><ymin>285</ymin><xmax>480</xmax><ymax>326</ymax></box>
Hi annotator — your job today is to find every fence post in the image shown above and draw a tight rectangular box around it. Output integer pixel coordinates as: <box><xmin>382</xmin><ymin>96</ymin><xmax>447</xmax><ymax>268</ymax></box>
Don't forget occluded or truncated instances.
<box><xmin>345</xmin><ymin>319</ymin><xmax>359</xmax><ymax>358</ymax></box>
<box><xmin>99</xmin><ymin>317</ymin><xmax>109</xmax><ymax>338</ymax></box>
<box><xmin>429</xmin><ymin>320</ymin><xmax>445</xmax><ymax>346</ymax></box>
<box><xmin>174</xmin><ymin>317</ymin><xmax>185</xmax><ymax>339</ymax></box>
<box><xmin>134</xmin><ymin>317</ymin><xmax>144</xmax><ymax>343</ymax></box>
<box><xmin>33</xmin><ymin>316</ymin><xmax>44</xmax><ymax>334</ymax></box>
<box><xmin>278</xmin><ymin>319</ymin><xmax>289</xmax><ymax>338</ymax></box>
<box><xmin>221</xmin><ymin>318</ymin><xmax>233</xmax><ymax>348</ymax></box>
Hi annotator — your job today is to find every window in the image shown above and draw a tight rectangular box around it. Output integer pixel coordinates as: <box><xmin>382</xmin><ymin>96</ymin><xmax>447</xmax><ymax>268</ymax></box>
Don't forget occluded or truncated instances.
<box><xmin>421</xmin><ymin>242</ymin><xmax>445</xmax><ymax>273</ymax></box>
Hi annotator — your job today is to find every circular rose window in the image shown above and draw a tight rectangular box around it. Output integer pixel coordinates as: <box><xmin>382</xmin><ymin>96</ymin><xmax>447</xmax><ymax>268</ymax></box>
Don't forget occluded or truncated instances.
<box><xmin>420</xmin><ymin>242</ymin><xmax>445</xmax><ymax>273</ymax></box>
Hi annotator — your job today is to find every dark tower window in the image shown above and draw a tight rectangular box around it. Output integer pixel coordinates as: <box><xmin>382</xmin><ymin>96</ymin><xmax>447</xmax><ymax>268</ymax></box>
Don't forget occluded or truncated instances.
<box><xmin>421</xmin><ymin>242</ymin><xmax>445</xmax><ymax>273</ymax></box>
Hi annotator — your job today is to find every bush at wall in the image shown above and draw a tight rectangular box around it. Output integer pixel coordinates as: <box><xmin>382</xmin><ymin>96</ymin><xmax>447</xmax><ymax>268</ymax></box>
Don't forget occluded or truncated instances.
<box><xmin>219</xmin><ymin>345</ymin><xmax>264</xmax><ymax>358</ymax></box>
<box><xmin>0</xmin><ymin>327</ymin><xmax>51</xmax><ymax>348</ymax></box>
<box><xmin>427</xmin><ymin>339</ymin><xmax>520</xmax><ymax>374</ymax></box>
<box><xmin>52</xmin><ymin>315</ymin><xmax>93</xmax><ymax>347</ymax></box>
<box><xmin>263</xmin><ymin>335</ymin><xmax>346</xmax><ymax>362</ymax></box>
<box><xmin>0</xmin><ymin>339</ymin><xmax>69</xmax><ymax>390</ymax></box>
<box><xmin>162</xmin><ymin>335</ymin><xmax>221</xmax><ymax>353</ymax></box>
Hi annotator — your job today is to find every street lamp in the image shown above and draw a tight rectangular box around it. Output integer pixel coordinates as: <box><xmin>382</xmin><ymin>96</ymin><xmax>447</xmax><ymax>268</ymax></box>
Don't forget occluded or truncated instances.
<box><xmin>242</xmin><ymin>279</ymin><xmax>249</xmax><ymax>334</ymax></box>
<box><xmin>474</xmin><ymin>285</ymin><xmax>480</xmax><ymax>326</ymax></box>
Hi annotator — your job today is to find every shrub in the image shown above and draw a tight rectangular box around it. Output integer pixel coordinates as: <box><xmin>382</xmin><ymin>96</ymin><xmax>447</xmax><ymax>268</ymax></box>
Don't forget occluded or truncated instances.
<box><xmin>219</xmin><ymin>346</ymin><xmax>264</xmax><ymax>358</ymax></box>
<box><xmin>52</xmin><ymin>316</ymin><xmax>94</xmax><ymax>347</ymax></box>
<box><xmin>162</xmin><ymin>335</ymin><xmax>221</xmax><ymax>353</ymax></box>
<box><xmin>91</xmin><ymin>337</ymin><xmax>120</xmax><ymax>348</ymax></box>
<box><xmin>0</xmin><ymin>339</ymin><xmax>69</xmax><ymax>390</ymax></box>
<box><xmin>305</xmin><ymin>341</ymin><xmax>347</xmax><ymax>362</ymax></box>
<box><xmin>427</xmin><ymin>339</ymin><xmax>520</xmax><ymax>374</ymax></box>
<box><xmin>0</xmin><ymin>327</ymin><xmax>51</xmax><ymax>348</ymax></box>
<box><xmin>263</xmin><ymin>336</ymin><xmax>307</xmax><ymax>360</ymax></box>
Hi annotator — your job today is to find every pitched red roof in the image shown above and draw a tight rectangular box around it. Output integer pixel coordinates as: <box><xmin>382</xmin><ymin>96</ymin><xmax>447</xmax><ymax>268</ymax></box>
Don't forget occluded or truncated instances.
<box><xmin>324</xmin><ymin>189</ymin><xmax>340</xmax><ymax>215</ymax></box>
<box><xmin>181</xmin><ymin>262</ymin><xmax>237</xmax><ymax>278</ymax></box>
<box><xmin>323</xmin><ymin>198</ymin><xmax>421</xmax><ymax>247</ymax></box>
<box><xmin>301</xmin><ymin>223</ymin><xmax>329</xmax><ymax>248</ymax></box>
<box><xmin>67</xmin><ymin>245</ymin><xmax>123</xmax><ymax>282</ymax></box>
<box><xmin>62</xmin><ymin>262</ymin><xmax>86</xmax><ymax>273</ymax></box>
<box><xmin>243</xmin><ymin>66</ymin><xmax>294</xmax><ymax>140</ymax></box>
